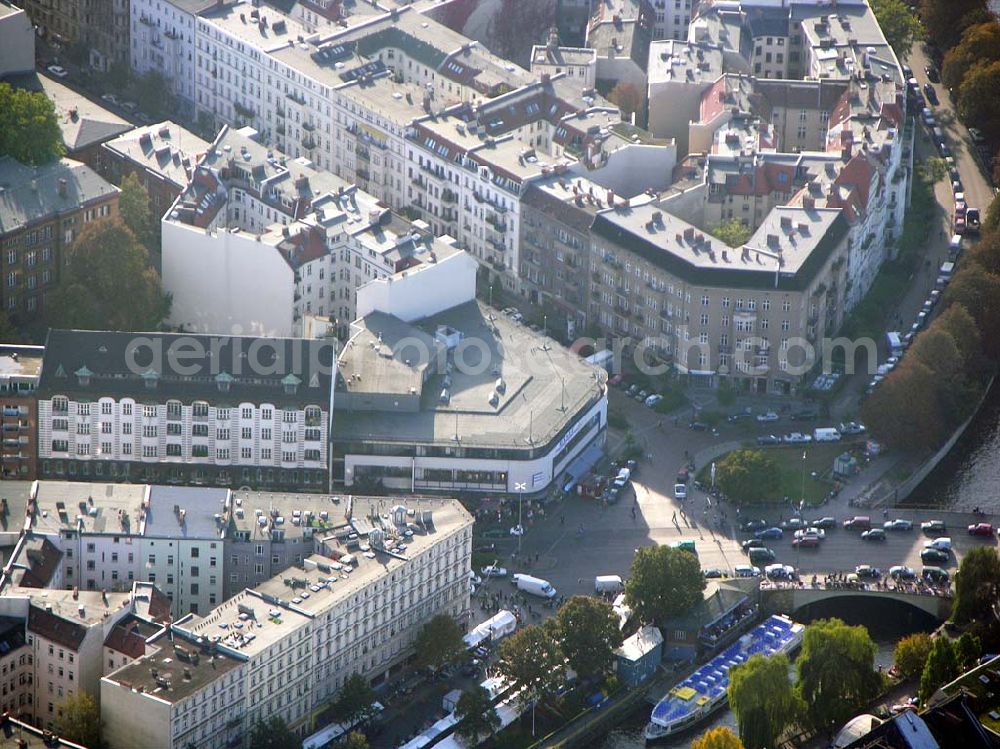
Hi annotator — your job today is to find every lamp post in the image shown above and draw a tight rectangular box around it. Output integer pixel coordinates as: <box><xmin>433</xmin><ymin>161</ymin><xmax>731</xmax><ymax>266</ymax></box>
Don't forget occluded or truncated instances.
<box><xmin>515</xmin><ymin>481</ymin><xmax>527</xmax><ymax>555</ymax></box>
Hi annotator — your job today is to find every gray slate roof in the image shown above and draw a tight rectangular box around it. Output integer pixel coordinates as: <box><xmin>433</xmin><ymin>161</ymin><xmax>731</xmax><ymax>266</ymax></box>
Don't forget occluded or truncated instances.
<box><xmin>37</xmin><ymin>329</ymin><xmax>336</xmax><ymax>409</ymax></box>
<box><xmin>0</xmin><ymin>157</ymin><xmax>119</xmax><ymax>234</ymax></box>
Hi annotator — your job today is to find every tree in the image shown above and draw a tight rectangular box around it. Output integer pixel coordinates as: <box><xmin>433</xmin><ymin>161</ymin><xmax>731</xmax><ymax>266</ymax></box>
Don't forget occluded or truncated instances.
<box><xmin>796</xmin><ymin>618</ymin><xmax>881</xmax><ymax>731</ymax></box>
<box><xmin>952</xmin><ymin>546</ymin><xmax>1000</xmax><ymax>624</ymax></box>
<box><xmin>339</xmin><ymin>732</ymin><xmax>369</xmax><ymax>749</ymax></box>
<box><xmin>248</xmin><ymin>716</ymin><xmax>302</xmax><ymax>749</ymax></box>
<box><xmin>921</xmin><ymin>156</ymin><xmax>948</xmax><ymax>183</ymax></box>
<box><xmin>709</xmin><ymin>219</ymin><xmax>752</xmax><ymax>248</ymax></box>
<box><xmin>958</xmin><ymin>60</ymin><xmax>1000</xmax><ymax>146</ymax></box>
<box><xmin>550</xmin><ymin>595</ymin><xmax>622</xmax><ymax>680</ymax></box>
<box><xmin>454</xmin><ymin>686</ymin><xmax>501</xmax><ymax>743</ymax></box>
<box><xmin>55</xmin><ymin>691</ymin><xmax>102</xmax><ymax>749</ymax></box>
<box><xmin>0</xmin><ymin>83</ymin><xmax>64</xmax><ymax>165</ymax></box>
<box><xmin>920</xmin><ymin>0</ymin><xmax>988</xmax><ymax>50</ymax></box>
<box><xmin>935</xmin><ymin>304</ymin><xmax>983</xmax><ymax>375</ymax></box>
<box><xmin>608</xmin><ymin>81</ymin><xmax>644</xmax><ymax>120</ymax></box>
<box><xmin>860</xmin><ymin>360</ymin><xmax>946</xmax><ymax>451</ymax></box>
<box><xmin>332</xmin><ymin>673</ymin><xmax>377</xmax><ymax>726</ymax></box>
<box><xmin>870</xmin><ymin>0</ymin><xmax>923</xmax><ymax>59</ymax></box>
<box><xmin>942</xmin><ymin>22</ymin><xmax>1000</xmax><ymax>91</ymax></box>
<box><xmin>729</xmin><ymin>654</ymin><xmax>803</xmax><ymax>749</ymax></box>
<box><xmin>941</xmin><ymin>266</ymin><xmax>1000</xmax><ymax>359</ymax></box>
<box><xmin>624</xmin><ymin>545</ymin><xmax>705</xmax><ymax>624</ymax></box>
<box><xmin>496</xmin><ymin>625</ymin><xmax>566</xmax><ymax>707</ymax></box>
<box><xmin>413</xmin><ymin>614</ymin><xmax>467</xmax><ymax>673</ymax></box>
<box><xmin>919</xmin><ymin>637</ymin><xmax>960</xmax><ymax>701</ymax></box>
<box><xmin>894</xmin><ymin>632</ymin><xmax>933</xmax><ymax>680</ymax></box>
<box><xmin>907</xmin><ymin>327</ymin><xmax>973</xmax><ymax>423</ymax></box>
<box><xmin>956</xmin><ymin>632</ymin><xmax>982</xmax><ymax>670</ymax></box>
<box><xmin>118</xmin><ymin>172</ymin><xmax>156</xmax><ymax>249</ymax></box>
<box><xmin>969</xmin><ymin>229</ymin><xmax>1000</xmax><ymax>275</ymax></box>
<box><xmin>45</xmin><ymin>218</ymin><xmax>171</xmax><ymax>332</ymax></box>
<box><xmin>714</xmin><ymin>449</ymin><xmax>781</xmax><ymax>506</ymax></box>
<box><xmin>135</xmin><ymin>70</ymin><xmax>175</xmax><ymax>120</ymax></box>
<box><xmin>692</xmin><ymin>726</ymin><xmax>746</xmax><ymax>749</ymax></box>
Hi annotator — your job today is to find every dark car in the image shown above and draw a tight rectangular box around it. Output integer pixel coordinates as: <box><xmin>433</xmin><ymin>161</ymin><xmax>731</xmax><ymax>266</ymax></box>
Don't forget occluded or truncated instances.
<box><xmin>925</xmin><ymin>64</ymin><xmax>940</xmax><ymax>83</ymax></box>
<box><xmin>969</xmin><ymin>522</ymin><xmax>994</xmax><ymax>536</ymax></box>
<box><xmin>923</xmin><ymin>82</ymin><xmax>938</xmax><ymax>105</ymax></box>
<box><xmin>921</xmin><ymin>547</ymin><xmax>949</xmax><ymax>564</ymax></box>
<box><xmin>922</xmin><ymin>566</ymin><xmax>950</xmax><ymax>584</ymax></box>
<box><xmin>703</xmin><ymin>567</ymin><xmax>725</xmax><ymax>579</ymax></box>
<box><xmin>861</xmin><ymin>528</ymin><xmax>887</xmax><ymax>541</ymax></box>
<box><xmin>754</xmin><ymin>527</ymin><xmax>784</xmax><ymax>540</ymax></box>
<box><xmin>742</xmin><ymin>538</ymin><xmax>766</xmax><ymax>552</ymax></box>
<box><xmin>741</xmin><ymin>519</ymin><xmax>768</xmax><ymax>533</ymax></box>
<box><xmin>793</xmin><ymin>535</ymin><xmax>820</xmax><ymax>548</ymax></box>
<box><xmin>689</xmin><ymin>421</ymin><xmax>709</xmax><ymax>431</ymax></box>
<box><xmin>757</xmin><ymin>434</ymin><xmax>781</xmax><ymax>446</ymax></box>
<box><xmin>791</xmin><ymin>409</ymin><xmax>818</xmax><ymax>422</ymax></box>
<box><xmin>749</xmin><ymin>547</ymin><xmax>776</xmax><ymax>564</ymax></box>
<box><xmin>811</xmin><ymin>517</ymin><xmax>837</xmax><ymax>529</ymax></box>
<box><xmin>855</xmin><ymin>565</ymin><xmax>881</xmax><ymax>578</ymax></box>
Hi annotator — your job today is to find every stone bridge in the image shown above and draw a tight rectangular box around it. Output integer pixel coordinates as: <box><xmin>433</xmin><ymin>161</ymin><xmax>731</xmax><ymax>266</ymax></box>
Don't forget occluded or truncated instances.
<box><xmin>761</xmin><ymin>584</ymin><xmax>953</xmax><ymax>621</ymax></box>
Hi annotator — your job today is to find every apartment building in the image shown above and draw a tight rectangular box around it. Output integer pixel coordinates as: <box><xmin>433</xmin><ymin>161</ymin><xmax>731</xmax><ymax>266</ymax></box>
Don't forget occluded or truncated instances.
<box><xmin>586</xmin><ymin>2</ymin><xmax>653</xmax><ymax>92</ymax></box>
<box><xmin>0</xmin><ymin>157</ymin><xmax>120</xmax><ymax>323</ymax></box>
<box><xmin>162</xmin><ymin>125</ymin><xmax>475</xmax><ymax>338</ymax></box>
<box><xmin>0</xmin><ymin>346</ymin><xmax>42</xmax><ymax>481</ymax></box>
<box><xmin>646</xmin><ymin>40</ymin><xmax>725</xmax><ymax>155</ymax></box>
<box><xmin>35</xmin><ymin>330</ymin><xmax>336</xmax><ymax>491</ymax></box>
<box><xmin>17</xmin><ymin>0</ymin><xmax>78</xmax><ymax>45</ymax></box>
<box><xmin>96</xmin><ymin>121</ymin><xmax>212</xmax><ymax>228</ymax></box>
<box><xmin>531</xmin><ymin>29</ymin><xmax>598</xmax><ymax>90</ymax></box>
<box><xmin>102</xmin><ymin>496</ymin><xmax>473</xmax><ymax>745</ymax></box>
<box><xmin>0</xmin><ymin>2</ymin><xmax>34</xmax><ymax>79</ymax></box>
<box><xmin>19</xmin><ymin>0</ymin><xmax>128</xmax><ymax>71</ymax></box>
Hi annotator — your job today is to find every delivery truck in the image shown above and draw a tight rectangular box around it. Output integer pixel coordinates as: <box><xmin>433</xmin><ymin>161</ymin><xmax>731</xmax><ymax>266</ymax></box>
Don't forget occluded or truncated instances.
<box><xmin>512</xmin><ymin>574</ymin><xmax>557</xmax><ymax>599</ymax></box>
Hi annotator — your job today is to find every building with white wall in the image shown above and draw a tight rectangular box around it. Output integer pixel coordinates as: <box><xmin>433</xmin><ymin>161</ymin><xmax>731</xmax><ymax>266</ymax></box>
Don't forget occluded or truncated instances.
<box><xmin>0</xmin><ymin>2</ymin><xmax>35</xmax><ymax>79</ymax></box>
<box><xmin>647</xmin><ymin>40</ymin><xmax>724</xmax><ymax>155</ymax></box>
<box><xmin>531</xmin><ymin>29</ymin><xmax>598</xmax><ymax>90</ymax></box>
<box><xmin>35</xmin><ymin>330</ymin><xmax>336</xmax><ymax>492</ymax></box>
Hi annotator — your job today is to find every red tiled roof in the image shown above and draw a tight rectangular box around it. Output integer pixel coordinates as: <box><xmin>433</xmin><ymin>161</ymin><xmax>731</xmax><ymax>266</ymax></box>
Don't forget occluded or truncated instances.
<box><xmin>104</xmin><ymin>620</ymin><xmax>146</xmax><ymax>661</ymax></box>
<box><xmin>27</xmin><ymin>605</ymin><xmax>86</xmax><ymax>651</ymax></box>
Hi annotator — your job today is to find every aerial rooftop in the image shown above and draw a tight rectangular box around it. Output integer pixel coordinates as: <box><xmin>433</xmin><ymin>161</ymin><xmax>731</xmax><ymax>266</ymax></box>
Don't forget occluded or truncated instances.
<box><xmin>648</xmin><ymin>40</ymin><xmax>724</xmax><ymax>86</ymax></box>
<box><xmin>30</xmin><ymin>481</ymin><xmax>147</xmax><ymax>537</ymax></box>
<box><xmin>101</xmin><ymin>121</ymin><xmax>211</xmax><ymax>192</ymax></box>
<box><xmin>0</xmin><ymin>158</ymin><xmax>119</xmax><ymax>235</ymax></box>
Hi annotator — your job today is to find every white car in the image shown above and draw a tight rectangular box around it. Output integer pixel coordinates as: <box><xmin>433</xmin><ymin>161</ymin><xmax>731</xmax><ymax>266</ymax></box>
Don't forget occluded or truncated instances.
<box><xmin>793</xmin><ymin>527</ymin><xmax>825</xmax><ymax>540</ymax></box>
<box><xmin>783</xmin><ymin>432</ymin><xmax>813</xmax><ymax>444</ymax></box>
<box><xmin>481</xmin><ymin>565</ymin><xmax>508</xmax><ymax>578</ymax></box>
<box><xmin>924</xmin><ymin>537</ymin><xmax>952</xmax><ymax>551</ymax></box>
<box><xmin>883</xmin><ymin>519</ymin><xmax>913</xmax><ymax>531</ymax></box>
<box><xmin>509</xmin><ymin>525</ymin><xmax>524</xmax><ymax>537</ymax></box>
<box><xmin>890</xmin><ymin>565</ymin><xmax>916</xmax><ymax>580</ymax></box>
<box><xmin>101</xmin><ymin>93</ymin><xmax>119</xmax><ymax>105</ymax></box>
<box><xmin>765</xmin><ymin>563</ymin><xmax>796</xmax><ymax>580</ymax></box>
<box><xmin>645</xmin><ymin>394</ymin><xmax>663</xmax><ymax>408</ymax></box>
<box><xmin>734</xmin><ymin>565</ymin><xmax>761</xmax><ymax>577</ymax></box>
<box><xmin>469</xmin><ymin>572</ymin><xmax>483</xmax><ymax>586</ymax></box>
<box><xmin>756</xmin><ymin>411</ymin><xmax>779</xmax><ymax>423</ymax></box>
<box><xmin>674</xmin><ymin>483</ymin><xmax>687</xmax><ymax>500</ymax></box>
<box><xmin>46</xmin><ymin>65</ymin><xmax>68</xmax><ymax>79</ymax></box>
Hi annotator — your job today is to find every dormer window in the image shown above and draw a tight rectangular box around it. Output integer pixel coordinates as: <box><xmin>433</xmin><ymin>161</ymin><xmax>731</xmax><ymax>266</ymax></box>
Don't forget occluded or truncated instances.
<box><xmin>216</xmin><ymin>371</ymin><xmax>234</xmax><ymax>393</ymax></box>
<box><xmin>281</xmin><ymin>373</ymin><xmax>301</xmax><ymax>395</ymax></box>
<box><xmin>141</xmin><ymin>369</ymin><xmax>159</xmax><ymax>390</ymax></box>
<box><xmin>74</xmin><ymin>365</ymin><xmax>93</xmax><ymax>387</ymax></box>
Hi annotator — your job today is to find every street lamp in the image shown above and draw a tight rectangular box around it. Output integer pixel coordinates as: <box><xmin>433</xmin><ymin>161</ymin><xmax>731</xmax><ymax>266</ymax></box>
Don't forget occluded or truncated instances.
<box><xmin>515</xmin><ymin>481</ymin><xmax>527</xmax><ymax>555</ymax></box>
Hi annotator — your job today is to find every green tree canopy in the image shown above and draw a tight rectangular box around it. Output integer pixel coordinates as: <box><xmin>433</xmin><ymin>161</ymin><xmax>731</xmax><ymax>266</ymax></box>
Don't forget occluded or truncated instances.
<box><xmin>45</xmin><ymin>217</ymin><xmax>171</xmax><ymax>332</ymax></box>
<box><xmin>894</xmin><ymin>632</ymin><xmax>933</xmax><ymax>680</ymax></box>
<box><xmin>952</xmin><ymin>546</ymin><xmax>1000</xmax><ymax>624</ymax></box>
<box><xmin>709</xmin><ymin>219</ymin><xmax>752</xmax><ymax>248</ymax></box>
<box><xmin>55</xmin><ymin>691</ymin><xmax>102</xmax><ymax>749</ymax></box>
<box><xmin>796</xmin><ymin>618</ymin><xmax>881</xmax><ymax>731</ymax></box>
<box><xmin>714</xmin><ymin>449</ymin><xmax>781</xmax><ymax>506</ymax></box>
<box><xmin>692</xmin><ymin>726</ymin><xmax>746</xmax><ymax>749</ymax></box>
<box><xmin>942</xmin><ymin>22</ymin><xmax>1000</xmax><ymax>90</ymax></box>
<box><xmin>413</xmin><ymin>614</ymin><xmax>467</xmax><ymax>673</ymax></box>
<box><xmin>958</xmin><ymin>60</ymin><xmax>1000</xmax><ymax>146</ymax></box>
<box><xmin>496</xmin><ymin>625</ymin><xmax>566</xmax><ymax>706</ymax></box>
<box><xmin>332</xmin><ymin>673</ymin><xmax>377</xmax><ymax>726</ymax></box>
<box><xmin>249</xmin><ymin>716</ymin><xmax>302</xmax><ymax>749</ymax></box>
<box><xmin>0</xmin><ymin>82</ymin><xmax>64</xmax><ymax>165</ymax></box>
<box><xmin>550</xmin><ymin>596</ymin><xmax>622</xmax><ymax>680</ymax></box>
<box><xmin>956</xmin><ymin>632</ymin><xmax>982</xmax><ymax>671</ymax></box>
<box><xmin>870</xmin><ymin>0</ymin><xmax>923</xmax><ymax>59</ymax></box>
<box><xmin>135</xmin><ymin>70</ymin><xmax>175</xmax><ymax>120</ymax></box>
<box><xmin>920</xmin><ymin>0</ymin><xmax>988</xmax><ymax>50</ymax></box>
<box><xmin>118</xmin><ymin>172</ymin><xmax>156</xmax><ymax>249</ymax></box>
<box><xmin>624</xmin><ymin>545</ymin><xmax>706</xmax><ymax>625</ymax></box>
<box><xmin>860</xmin><ymin>359</ymin><xmax>946</xmax><ymax>451</ymax></box>
<box><xmin>729</xmin><ymin>653</ymin><xmax>803</xmax><ymax>749</ymax></box>
<box><xmin>919</xmin><ymin>637</ymin><xmax>960</xmax><ymax>701</ymax></box>
<box><xmin>339</xmin><ymin>732</ymin><xmax>370</xmax><ymax>749</ymax></box>
<box><xmin>454</xmin><ymin>685</ymin><xmax>502</xmax><ymax>743</ymax></box>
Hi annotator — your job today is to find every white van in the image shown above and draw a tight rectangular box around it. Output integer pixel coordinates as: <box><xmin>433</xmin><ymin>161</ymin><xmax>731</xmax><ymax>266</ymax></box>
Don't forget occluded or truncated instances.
<box><xmin>813</xmin><ymin>427</ymin><xmax>842</xmax><ymax>442</ymax></box>
<box><xmin>512</xmin><ymin>574</ymin><xmax>557</xmax><ymax>599</ymax></box>
<box><xmin>924</xmin><ymin>537</ymin><xmax>952</xmax><ymax>551</ymax></box>
<box><xmin>595</xmin><ymin>575</ymin><xmax>624</xmax><ymax>594</ymax></box>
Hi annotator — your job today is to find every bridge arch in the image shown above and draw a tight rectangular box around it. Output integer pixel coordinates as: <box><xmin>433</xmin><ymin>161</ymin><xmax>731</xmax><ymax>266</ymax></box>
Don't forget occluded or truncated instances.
<box><xmin>761</xmin><ymin>588</ymin><xmax>950</xmax><ymax>631</ymax></box>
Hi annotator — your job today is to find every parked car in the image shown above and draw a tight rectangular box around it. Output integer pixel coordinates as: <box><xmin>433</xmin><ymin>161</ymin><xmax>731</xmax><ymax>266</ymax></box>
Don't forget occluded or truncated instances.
<box><xmin>780</xmin><ymin>517</ymin><xmax>807</xmax><ymax>531</ymax></box>
<box><xmin>741</xmin><ymin>519</ymin><xmax>769</xmax><ymax>533</ymax></box>
<box><xmin>734</xmin><ymin>565</ymin><xmax>761</xmax><ymax>578</ymax></box>
<box><xmin>742</xmin><ymin>538</ymin><xmax>766</xmax><ymax>552</ymax></box>
<box><xmin>46</xmin><ymin>65</ymin><xmax>68</xmax><ymax>78</ymax></box>
<box><xmin>968</xmin><ymin>522</ymin><xmax>994</xmax><ymax>536</ymax></box>
<box><xmin>920</xmin><ymin>548</ymin><xmax>949</xmax><ymax>565</ymax></box>
<box><xmin>101</xmin><ymin>93</ymin><xmax>119</xmax><ymax>105</ymax></box>
<box><xmin>509</xmin><ymin>525</ymin><xmax>524</xmax><ymax>537</ymax></box>
<box><xmin>755</xmin><ymin>527</ymin><xmax>784</xmax><ymax>540</ymax></box>
<box><xmin>793</xmin><ymin>535</ymin><xmax>820</xmax><ymax>548</ymax></box>
<box><xmin>674</xmin><ymin>483</ymin><xmax>687</xmax><ymax>501</ymax></box>
<box><xmin>923</xmin><ymin>82</ymin><xmax>939</xmax><ymax>105</ymax></box>
<box><xmin>757</xmin><ymin>434</ymin><xmax>782</xmax><ymax>446</ymax></box>
<box><xmin>883</xmin><ymin>519</ymin><xmax>913</xmax><ymax>531</ymax></box>
<box><xmin>844</xmin><ymin>516</ymin><xmax>872</xmax><ymax>530</ymax></box>
<box><xmin>645</xmin><ymin>394</ymin><xmax>663</xmax><ymax>408</ymax></box>
<box><xmin>626</xmin><ymin>385</ymin><xmax>639</xmax><ymax>397</ymax></box>
<box><xmin>890</xmin><ymin>565</ymin><xmax>917</xmax><ymax>580</ymax></box>
<box><xmin>481</xmin><ymin>565</ymin><xmax>508</xmax><ymax>578</ymax></box>
<box><xmin>861</xmin><ymin>528</ymin><xmax>887</xmax><ymax>541</ymax></box>
<box><xmin>703</xmin><ymin>567</ymin><xmax>725</xmax><ymax>579</ymax></box>
<box><xmin>791</xmin><ymin>409</ymin><xmax>818</xmax><ymax>422</ymax></box>
<box><xmin>782</xmin><ymin>432</ymin><xmax>812</xmax><ymax>444</ymax></box>
<box><xmin>855</xmin><ymin>565</ymin><xmax>881</xmax><ymax>578</ymax></box>
<box><xmin>922</xmin><ymin>566</ymin><xmax>950</xmax><ymax>584</ymax></box>
<box><xmin>921</xmin><ymin>520</ymin><xmax>947</xmax><ymax>534</ymax></box>
<box><xmin>749</xmin><ymin>547</ymin><xmax>776</xmax><ymax>564</ymax></box>
<box><xmin>925</xmin><ymin>65</ymin><xmax>940</xmax><ymax>83</ymax></box>
<box><xmin>793</xmin><ymin>527</ymin><xmax>825</xmax><ymax>540</ymax></box>
<box><xmin>765</xmin><ymin>563</ymin><xmax>796</xmax><ymax>580</ymax></box>
<box><xmin>924</xmin><ymin>537</ymin><xmax>953</xmax><ymax>552</ymax></box>
<box><xmin>811</xmin><ymin>517</ymin><xmax>837</xmax><ymax>529</ymax></box>
<box><xmin>688</xmin><ymin>421</ymin><xmax>709</xmax><ymax>431</ymax></box>
<box><xmin>756</xmin><ymin>411</ymin><xmax>780</xmax><ymax>423</ymax></box>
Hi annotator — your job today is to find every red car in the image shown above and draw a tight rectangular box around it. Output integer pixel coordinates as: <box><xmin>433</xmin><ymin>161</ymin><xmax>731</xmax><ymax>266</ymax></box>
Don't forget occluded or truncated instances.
<box><xmin>968</xmin><ymin>522</ymin><xmax>994</xmax><ymax>536</ymax></box>
<box><xmin>793</xmin><ymin>535</ymin><xmax>820</xmax><ymax>548</ymax></box>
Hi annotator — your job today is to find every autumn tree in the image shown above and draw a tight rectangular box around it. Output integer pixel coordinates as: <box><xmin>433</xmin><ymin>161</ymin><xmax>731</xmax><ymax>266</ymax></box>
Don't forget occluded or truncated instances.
<box><xmin>55</xmin><ymin>691</ymin><xmax>102</xmax><ymax>749</ymax></box>
<box><xmin>860</xmin><ymin>360</ymin><xmax>946</xmax><ymax>451</ymax></box>
<box><xmin>692</xmin><ymin>727</ymin><xmax>746</xmax><ymax>749</ymax></box>
<box><xmin>496</xmin><ymin>625</ymin><xmax>565</xmax><ymax>707</ymax></box>
<box><xmin>952</xmin><ymin>546</ymin><xmax>1000</xmax><ymax>624</ymax></box>
<box><xmin>413</xmin><ymin>614</ymin><xmax>467</xmax><ymax>673</ymax></box>
<box><xmin>550</xmin><ymin>595</ymin><xmax>622</xmax><ymax>680</ymax></box>
<box><xmin>941</xmin><ymin>266</ymin><xmax>1000</xmax><ymax>359</ymax></box>
<box><xmin>0</xmin><ymin>82</ymin><xmax>64</xmax><ymax>165</ymax></box>
<box><xmin>454</xmin><ymin>686</ymin><xmax>502</xmax><ymax>743</ymax></box>
<box><xmin>968</xmin><ymin>228</ymin><xmax>1000</xmax><ymax>275</ymax></box>
<box><xmin>796</xmin><ymin>619</ymin><xmax>881</xmax><ymax>731</ymax></box>
<box><xmin>714</xmin><ymin>449</ymin><xmax>781</xmax><ymax>506</ymax></box>
<box><xmin>339</xmin><ymin>733</ymin><xmax>369</xmax><ymax>749</ymax></box>
<box><xmin>729</xmin><ymin>654</ymin><xmax>803</xmax><ymax>749</ymax></box>
<box><xmin>920</xmin><ymin>0</ymin><xmax>988</xmax><ymax>50</ymax></box>
<box><xmin>942</xmin><ymin>22</ymin><xmax>1000</xmax><ymax>91</ymax></box>
<box><xmin>870</xmin><ymin>0</ymin><xmax>923</xmax><ymax>59</ymax></box>
<box><xmin>624</xmin><ymin>545</ymin><xmax>705</xmax><ymax>625</ymax></box>
<box><xmin>935</xmin><ymin>304</ymin><xmax>984</xmax><ymax>376</ymax></box>
<box><xmin>907</xmin><ymin>327</ymin><xmax>973</xmax><ymax>422</ymax></box>
<box><xmin>958</xmin><ymin>60</ymin><xmax>1000</xmax><ymax>145</ymax></box>
<box><xmin>608</xmin><ymin>81</ymin><xmax>645</xmax><ymax>121</ymax></box>
<box><xmin>894</xmin><ymin>633</ymin><xmax>933</xmax><ymax>680</ymax></box>
<box><xmin>919</xmin><ymin>637</ymin><xmax>960</xmax><ymax>701</ymax></box>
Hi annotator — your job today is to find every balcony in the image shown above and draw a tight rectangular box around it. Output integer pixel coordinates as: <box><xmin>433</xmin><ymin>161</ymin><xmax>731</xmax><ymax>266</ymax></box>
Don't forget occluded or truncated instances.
<box><xmin>302</xmin><ymin>135</ymin><xmax>317</xmax><ymax>150</ymax></box>
<box><xmin>485</xmin><ymin>213</ymin><xmax>507</xmax><ymax>232</ymax></box>
<box><xmin>276</xmin><ymin>124</ymin><xmax>285</xmax><ymax>135</ymax></box>
<box><xmin>302</xmin><ymin>121</ymin><xmax>316</xmax><ymax>132</ymax></box>
<box><xmin>275</xmin><ymin>108</ymin><xmax>286</xmax><ymax>118</ymax></box>
<box><xmin>233</xmin><ymin>102</ymin><xmax>255</xmax><ymax>119</ymax></box>
<box><xmin>441</xmin><ymin>188</ymin><xmax>457</xmax><ymax>204</ymax></box>
<box><xmin>356</xmin><ymin>146</ymin><xmax>370</xmax><ymax>161</ymax></box>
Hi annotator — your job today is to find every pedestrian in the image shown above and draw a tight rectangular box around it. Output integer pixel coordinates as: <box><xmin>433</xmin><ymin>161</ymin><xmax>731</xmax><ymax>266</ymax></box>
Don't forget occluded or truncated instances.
<box><xmin>631</xmin><ymin>506</ymin><xmax>637</xmax><ymax>520</ymax></box>
<box><xmin>535</xmin><ymin>552</ymin><xmax>540</xmax><ymax>562</ymax></box>
<box><xmin>560</xmin><ymin>514</ymin><xmax>565</xmax><ymax>526</ymax></box>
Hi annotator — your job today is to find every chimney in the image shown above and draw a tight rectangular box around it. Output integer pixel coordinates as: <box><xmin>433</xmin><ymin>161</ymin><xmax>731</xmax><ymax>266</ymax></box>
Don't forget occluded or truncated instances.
<box><xmin>58</xmin><ymin>179</ymin><xmax>67</xmax><ymax>198</ymax></box>
<box><xmin>803</xmin><ymin>196</ymin><xmax>815</xmax><ymax>210</ymax></box>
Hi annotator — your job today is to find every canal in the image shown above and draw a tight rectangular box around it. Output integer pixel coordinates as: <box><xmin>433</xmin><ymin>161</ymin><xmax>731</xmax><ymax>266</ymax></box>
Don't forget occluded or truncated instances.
<box><xmin>590</xmin><ymin>597</ymin><xmax>939</xmax><ymax>748</ymax></box>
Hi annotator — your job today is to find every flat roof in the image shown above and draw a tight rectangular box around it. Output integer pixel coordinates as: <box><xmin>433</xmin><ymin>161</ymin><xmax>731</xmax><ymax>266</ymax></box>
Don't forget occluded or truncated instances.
<box><xmin>0</xmin><ymin>345</ymin><xmax>43</xmax><ymax>378</ymax></box>
<box><xmin>333</xmin><ymin>301</ymin><xmax>605</xmax><ymax>449</ymax></box>
<box><xmin>531</xmin><ymin>45</ymin><xmax>597</xmax><ymax>67</ymax></box>
<box><xmin>102</xmin><ymin>121</ymin><xmax>211</xmax><ymax>191</ymax></box>
<box><xmin>31</xmin><ymin>481</ymin><xmax>147</xmax><ymax>536</ymax></box>
<box><xmin>104</xmin><ymin>634</ymin><xmax>244</xmax><ymax>704</ymax></box>
<box><xmin>228</xmin><ymin>490</ymin><xmax>347</xmax><ymax>540</ymax></box>
<box><xmin>21</xmin><ymin>587</ymin><xmax>133</xmax><ymax>628</ymax></box>
<box><xmin>199</xmin><ymin>2</ymin><xmax>313</xmax><ymax>53</ymax></box>
<box><xmin>145</xmin><ymin>486</ymin><xmax>228</xmax><ymax>540</ymax></box>
<box><xmin>648</xmin><ymin>40</ymin><xmax>724</xmax><ymax>86</ymax></box>
<box><xmin>338</xmin><ymin>311</ymin><xmax>441</xmax><ymax>398</ymax></box>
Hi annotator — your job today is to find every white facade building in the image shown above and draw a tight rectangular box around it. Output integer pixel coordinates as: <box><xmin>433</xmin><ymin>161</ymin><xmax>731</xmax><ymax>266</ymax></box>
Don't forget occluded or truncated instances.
<box><xmin>130</xmin><ymin>0</ymin><xmax>204</xmax><ymax>117</ymax></box>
